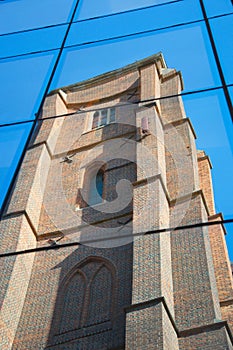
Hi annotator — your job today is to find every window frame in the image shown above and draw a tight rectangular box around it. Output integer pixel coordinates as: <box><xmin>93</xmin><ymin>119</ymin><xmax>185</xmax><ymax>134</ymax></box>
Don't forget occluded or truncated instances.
<box><xmin>87</xmin><ymin>168</ymin><xmax>104</xmax><ymax>206</ymax></box>
<box><xmin>92</xmin><ymin>107</ymin><xmax>115</xmax><ymax>130</ymax></box>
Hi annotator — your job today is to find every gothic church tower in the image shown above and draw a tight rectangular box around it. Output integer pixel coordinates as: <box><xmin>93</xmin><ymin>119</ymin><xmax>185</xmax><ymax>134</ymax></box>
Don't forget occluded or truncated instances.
<box><xmin>1</xmin><ymin>53</ymin><xmax>233</xmax><ymax>349</ymax></box>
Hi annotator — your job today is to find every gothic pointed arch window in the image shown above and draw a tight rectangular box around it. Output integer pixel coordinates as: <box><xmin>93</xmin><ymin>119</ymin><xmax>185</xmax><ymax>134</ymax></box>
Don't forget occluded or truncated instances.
<box><xmin>85</xmin><ymin>264</ymin><xmax>112</xmax><ymax>326</ymax></box>
<box><xmin>59</xmin><ymin>271</ymin><xmax>86</xmax><ymax>334</ymax></box>
<box><xmin>54</xmin><ymin>257</ymin><xmax>116</xmax><ymax>341</ymax></box>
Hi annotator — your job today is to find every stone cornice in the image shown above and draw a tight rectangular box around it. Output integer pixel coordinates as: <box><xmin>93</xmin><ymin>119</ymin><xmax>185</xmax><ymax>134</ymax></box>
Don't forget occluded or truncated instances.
<box><xmin>49</xmin><ymin>53</ymin><xmax>166</xmax><ymax>95</ymax></box>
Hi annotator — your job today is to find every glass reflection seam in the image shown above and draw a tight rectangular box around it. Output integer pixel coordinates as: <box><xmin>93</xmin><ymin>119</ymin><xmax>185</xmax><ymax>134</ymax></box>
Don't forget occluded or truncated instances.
<box><xmin>1</xmin><ymin>12</ymin><xmax>232</xmax><ymax>61</ymax></box>
<box><xmin>0</xmin><ymin>84</ymin><xmax>233</xmax><ymax>128</ymax></box>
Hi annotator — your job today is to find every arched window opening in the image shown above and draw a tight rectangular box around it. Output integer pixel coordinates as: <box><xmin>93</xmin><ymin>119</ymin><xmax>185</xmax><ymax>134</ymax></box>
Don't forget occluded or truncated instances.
<box><xmin>88</xmin><ymin>169</ymin><xmax>104</xmax><ymax>206</ymax></box>
<box><xmin>59</xmin><ymin>272</ymin><xmax>85</xmax><ymax>334</ymax></box>
<box><xmin>92</xmin><ymin>108</ymin><xmax>115</xmax><ymax>130</ymax></box>
<box><xmin>85</xmin><ymin>265</ymin><xmax>112</xmax><ymax>327</ymax></box>
<box><xmin>55</xmin><ymin>258</ymin><xmax>115</xmax><ymax>339</ymax></box>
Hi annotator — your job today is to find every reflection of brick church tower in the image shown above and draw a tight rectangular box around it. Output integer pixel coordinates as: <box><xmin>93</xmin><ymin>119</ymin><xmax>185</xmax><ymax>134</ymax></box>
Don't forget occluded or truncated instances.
<box><xmin>1</xmin><ymin>53</ymin><xmax>233</xmax><ymax>349</ymax></box>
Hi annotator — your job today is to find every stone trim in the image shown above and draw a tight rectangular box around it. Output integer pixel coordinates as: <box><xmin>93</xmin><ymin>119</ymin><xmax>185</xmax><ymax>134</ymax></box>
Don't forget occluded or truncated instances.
<box><xmin>209</xmin><ymin>212</ymin><xmax>227</xmax><ymax>235</ymax></box>
<box><xmin>124</xmin><ymin>297</ymin><xmax>233</xmax><ymax>344</ymax></box>
<box><xmin>27</xmin><ymin>140</ymin><xmax>53</xmax><ymax>159</ymax></box>
<box><xmin>197</xmin><ymin>153</ymin><xmax>213</xmax><ymax>169</ymax></box>
<box><xmin>164</xmin><ymin>117</ymin><xmax>197</xmax><ymax>140</ymax></box>
<box><xmin>49</xmin><ymin>53</ymin><xmax>166</xmax><ymax>95</ymax></box>
<box><xmin>2</xmin><ymin>210</ymin><xmax>38</xmax><ymax>239</ymax></box>
<box><xmin>124</xmin><ymin>296</ymin><xmax>179</xmax><ymax>336</ymax></box>
<box><xmin>179</xmin><ymin>320</ymin><xmax>233</xmax><ymax>345</ymax></box>
<box><xmin>36</xmin><ymin>212</ymin><xmax>133</xmax><ymax>241</ymax></box>
<box><xmin>220</xmin><ymin>299</ymin><xmax>233</xmax><ymax>307</ymax></box>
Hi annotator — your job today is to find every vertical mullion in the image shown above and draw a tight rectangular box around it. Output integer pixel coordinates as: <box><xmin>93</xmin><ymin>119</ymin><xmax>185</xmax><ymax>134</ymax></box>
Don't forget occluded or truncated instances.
<box><xmin>199</xmin><ymin>0</ymin><xmax>233</xmax><ymax>122</ymax></box>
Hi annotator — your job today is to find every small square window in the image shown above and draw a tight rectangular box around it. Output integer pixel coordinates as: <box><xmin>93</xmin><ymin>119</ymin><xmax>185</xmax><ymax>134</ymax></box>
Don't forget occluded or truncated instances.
<box><xmin>92</xmin><ymin>108</ymin><xmax>115</xmax><ymax>130</ymax></box>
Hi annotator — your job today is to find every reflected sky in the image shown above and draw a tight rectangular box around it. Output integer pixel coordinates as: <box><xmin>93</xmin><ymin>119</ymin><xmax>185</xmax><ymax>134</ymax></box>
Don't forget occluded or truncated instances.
<box><xmin>210</xmin><ymin>14</ymin><xmax>233</xmax><ymax>85</ymax></box>
<box><xmin>50</xmin><ymin>22</ymin><xmax>221</xmax><ymax>93</ymax></box>
<box><xmin>0</xmin><ymin>123</ymin><xmax>32</xmax><ymax>204</ymax></box>
<box><xmin>0</xmin><ymin>24</ymin><xmax>67</xmax><ymax>59</ymax></box>
<box><xmin>70</xmin><ymin>0</ymin><xmax>203</xmax><ymax>43</ymax></box>
<box><xmin>0</xmin><ymin>51</ymin><xmax>58</xmax><ymax>124</ymax></box>
<box><xmin>203</xmin><ymin>0</ymin><xmax>233</xmax><ymax>17</ymax></box>
<box><xmin>0</xmin><ymin>0</ymin><xmax>76</xmax><ymax>34</ymax></box>
<box><xmin>183</xmin><ymin>89</ymin><xmax>233</xmax><ymax>218</ymax></box>
<box><xmin>75</xmin><ymin>0</ymin><xmax>184</xmax><ymax>20</ymax></box>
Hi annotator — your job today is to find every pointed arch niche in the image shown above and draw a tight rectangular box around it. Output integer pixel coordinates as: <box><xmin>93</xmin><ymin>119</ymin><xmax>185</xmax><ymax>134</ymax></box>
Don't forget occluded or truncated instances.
<box><xmin>52</xmin><ymin>256</ymin><xmax>116</xmax><ymax>343</ymax></box>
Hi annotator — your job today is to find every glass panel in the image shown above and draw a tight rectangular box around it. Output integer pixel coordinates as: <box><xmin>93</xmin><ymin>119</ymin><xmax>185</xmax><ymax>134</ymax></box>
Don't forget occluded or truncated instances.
<box><xmin>203</xmin><ymin>0</ymin><xmax>233</xmax><ymax>17</ymax></box>
<box><xmin>50</xmin><ymin>22</ymin><xmax>220</xmax><ymax>93</ymax></box>
<box><xmin>0</xmin><ymin>123</ymin><xmax>32</xmax><ymax>207</ymax></box>
<box><xmin>88</xmin><ymin>171</ymin><xmax>103</xmax><ymax>205</ymax></box>
<box><xmin>75</xmin><ymin>0</ymin><xmax>184</xmax><ymax>21</ymax></box>
<box><xmin>92</xmin><ymin>111</ymin><xmax>99</xmax><ymax>129</ymax></box>
<box><xmin>0</xmin><ymin>25</ymin><xmax>68</xmax><ymax>59</ymax></box>
<box><xmin>109</xmin><ymin>108</ymin><xmax>115</xmax><ymax>123</ymax></box>
<box><xmin>68</xmin><ymin>1</ymin><xmax>203</xmax><ymax>47</ymax></box>
<box><xmin>183</xmin><ymin>89</ymin><xmax>233</xmax><ymax>219</ymax></box>
<box><xmin>0</xmin><ymin>0</ymin><xmax>76</xmax><ymax>35</ymax></box>
<box><xmin>0</xmin><ymin>51</ymin><xmax>58</xmax><ymax>125</ymax></box>
<box><xmin>225</xmin><ymin>222</ymin><xmax>233</xmax><ymax>261</ymax></box>
<box><xmin>210</xmin><ymin>13</ymin><xmax>233</xmax><ymax>85</ymax></box>
<box><xmin>100</xmin><ymin>110</ymin><xmax>107</xmax><ymax>126</ymax></box>
<box><xmin>229</xmin><ymin>86</ymin><xmax>233</xmax><ymax>105</ymax></box>
<box><xmin>96</xmin><ymin>170</ymin><xmax>104</xmax><ymax>197</ymax></box>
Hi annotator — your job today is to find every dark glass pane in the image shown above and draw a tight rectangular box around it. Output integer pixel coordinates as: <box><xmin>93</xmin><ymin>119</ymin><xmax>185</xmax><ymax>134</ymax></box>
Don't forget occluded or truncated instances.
<box><xmin>100</xmin><ymin>113</ymin><xmax>107</xmax><ymax>126</ymax></box>
<box><xmin>96</xmin><ymin>170</ymin><xmax>104</xmax><ymax>197</ymax></box>
<box><xmin>0</xmin><ymin>123</ymin><xmax>32</xmax><ymax>207</ymax></box>
<box><xmin>203</xmin><ymin>0</ymin><xmax>233</xmax><ymax>17</ymax></box>
<box><xmin>88</xmin><ymin>171</ymin><xmax>103</xmax><ymax>205</ymax></box>
<box><xmin>92</xmin><ymin>112</ymin><xmax>99</xmax><ymax>129</ymax></box>
<box><xmin>101</xmin><ymin>110</ymin><xmax>107</xmax><ymax>117</ymax></box>
<box><xmin>0</xmin><ymin>25</ymin><xmax>68</xmax><ymax>59</ymax></box>
<box><xmin>109</xmin><ymin>108</ymin><xmax>115</xmax><ymax>123</ymax></box>
<box><xmin>50</xmin><ymin>22</ymin><xmax>220</xmax><ymax>93</ymax></box>
<box><xmin>68</xmin><ymin>1</ymin><xmax>202</xmax><ymax>47</ymax></box>
<box><xmin>210</xmin><ymin>14</ymin><xmax>233</xmax><ymax>85</ymax></box>
<box><xmin>0</xmin><ymin>51</ymin><xmax>58</xmax><ymax>125</ymax></box>
<box><xmin>0</xmin><ymin>0</ymin><xmax>76</xmax><ymax>35</ymax></box>
<box><xmin>75</xmin><ymin>0</ymin><xmax>184</xmax><ymax>21</ymax></box>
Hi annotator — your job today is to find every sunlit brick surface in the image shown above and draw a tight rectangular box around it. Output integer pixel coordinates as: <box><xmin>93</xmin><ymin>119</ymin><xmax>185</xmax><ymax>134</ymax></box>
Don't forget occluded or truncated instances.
<box><xmin>1</xmin><ymin>53</ymin><xmax>232</xmax><ymax>349</ymax></box>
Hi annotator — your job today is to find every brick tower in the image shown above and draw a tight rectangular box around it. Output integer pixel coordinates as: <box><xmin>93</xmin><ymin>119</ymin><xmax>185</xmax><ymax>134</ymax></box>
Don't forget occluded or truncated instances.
<box><xmin>1</xmin><ymin>53</ymin><xmax>233</xmax><ymax>349</ymax></box>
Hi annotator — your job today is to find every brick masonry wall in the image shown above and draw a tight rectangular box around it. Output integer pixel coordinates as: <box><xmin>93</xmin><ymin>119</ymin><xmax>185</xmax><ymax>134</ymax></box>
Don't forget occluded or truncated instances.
<box><xmin>66</xmin><ymin>70</ymin><xmax>139</xmax><ymax>106</ymax></box>
<box><xmin>170</xmin><ymin>193</ymin><xmax>222</xmax><ymax>330</ymax></box>
<box><xmin>125</xmin><ymin>62</ymin><xmax>178</xmax><ymax>348</ymax></box>
<box><xmin>208</xmin><ymin>215</ymin><xmax>233</xmax><ymax>333</ymax></box>
<box><xmin>164</xmin><ymin>119</ymin><xmax>198</xmax><ymax>203</ymax></box>
<box><xmin>0</xmin><ymin>214</ymin><xmax>36</xmax><ymax>350</ymax></box>
<box><xmin>197</xmin><ymin>151</ymin><xmax>215</xmax><ymax>216</ymax></box>
<box><xmin>197</xmin><ymin>151</ymin><xmax>233</xmax><ymax>333</ymax></box>
<box><xmin>221</xmin><ymin>304</ymin><xmax>233</xmax><ymax>334</ymax></box>
<box><xmin>9</xmin><ymin>59</ymin><xmax>143</xmax><ymax>349</ymax></box>
<box><xmin>179</xmin><ymin>325</ymin><xmax>233</xmax><ymax>350</ymax></box>
<box><xmin>126</xmin><ymin>302</ymin><xmax>179</xmax><ymax>350</ymax></box>
<box><xmin>12</xmin><ymin>244</ymin><xmax>134</xmax><ymax>350</ymax></box>
<box><xmin>160</xmin><ymin>70</ymin><xmax>186</xmax><ymax>124</ymax></box>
